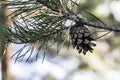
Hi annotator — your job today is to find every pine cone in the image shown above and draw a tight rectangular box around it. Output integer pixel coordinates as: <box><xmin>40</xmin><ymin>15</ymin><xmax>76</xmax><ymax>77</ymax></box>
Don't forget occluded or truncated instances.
<box><xmin>69</xmin><ymin>25</ymin><xmax>96</xmax><ymax>55</ymax></box>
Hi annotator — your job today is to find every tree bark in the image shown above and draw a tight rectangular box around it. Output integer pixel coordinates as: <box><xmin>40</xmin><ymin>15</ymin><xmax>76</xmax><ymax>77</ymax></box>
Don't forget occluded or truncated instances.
<box><xmin>0</xmin><ymin>1</ymin><xmax>14</xmax><ymax>80</ymax></box>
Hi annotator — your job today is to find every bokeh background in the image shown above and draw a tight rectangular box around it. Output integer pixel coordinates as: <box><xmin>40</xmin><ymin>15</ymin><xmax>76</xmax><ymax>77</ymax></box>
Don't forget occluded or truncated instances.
<box><xmin>1</xmin><ymin>0</ymin><xmax>120</xmax><ymax>80</ymax></box>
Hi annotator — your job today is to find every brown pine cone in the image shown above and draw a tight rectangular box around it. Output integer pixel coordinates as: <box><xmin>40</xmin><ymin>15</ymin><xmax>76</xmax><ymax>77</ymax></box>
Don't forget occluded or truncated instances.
<box><xmin>69</xmin><ymin>25</ymin><xmax>96</xmax><ymax>55</ymax></box>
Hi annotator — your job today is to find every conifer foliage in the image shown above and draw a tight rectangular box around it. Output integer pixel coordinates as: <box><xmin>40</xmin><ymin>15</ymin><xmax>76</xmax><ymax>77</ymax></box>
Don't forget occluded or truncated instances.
<box><xmin>0</xmin><ymin>0</ymin><xmax>120</xmax><ymax>59</ymax></box>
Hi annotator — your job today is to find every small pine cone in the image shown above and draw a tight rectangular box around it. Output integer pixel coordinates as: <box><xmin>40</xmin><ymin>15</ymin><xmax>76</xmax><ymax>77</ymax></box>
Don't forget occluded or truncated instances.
<box><xmin>69</xmin><ymin>25</ymin><xmax>96</xmax><ymax>55</ymax></box>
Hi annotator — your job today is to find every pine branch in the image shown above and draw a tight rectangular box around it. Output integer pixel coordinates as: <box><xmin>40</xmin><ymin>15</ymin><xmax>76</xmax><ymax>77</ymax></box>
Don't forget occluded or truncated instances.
<box><xmin>37</xmin><ymin>0</ymin><xmax>120</xmax><ymax>32</ymax></box>
<box><xmin>36</xmin><ymin>0</ymin><xmax>120</xmax><ymax>55</ymax></box>
<box><xmin>0</xmin><ymin>0</ymin><xmax>120</xmax><ymax>60</ymax></box>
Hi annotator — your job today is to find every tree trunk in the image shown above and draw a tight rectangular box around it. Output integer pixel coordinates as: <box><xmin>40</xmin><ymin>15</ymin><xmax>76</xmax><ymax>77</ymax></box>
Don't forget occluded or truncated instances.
<box><xmin>0</xmin><ymin>1</ymin><xmax>14</xmax><ymax>80</ymax></box>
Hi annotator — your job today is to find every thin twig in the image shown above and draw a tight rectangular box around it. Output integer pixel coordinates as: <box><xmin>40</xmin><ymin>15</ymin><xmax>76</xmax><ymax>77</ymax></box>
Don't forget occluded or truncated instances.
<box><xmin>82</xmin><ymin>19</ymin><xmax>120</xmax><ymax>32</ymax></box>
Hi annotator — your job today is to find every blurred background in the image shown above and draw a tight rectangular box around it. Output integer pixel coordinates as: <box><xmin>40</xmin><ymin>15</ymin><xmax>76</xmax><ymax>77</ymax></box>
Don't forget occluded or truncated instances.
<box><xmin>1</xmin><ymin>0</ymin><xmax>120</xmax><ymax>80</ymax></box>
